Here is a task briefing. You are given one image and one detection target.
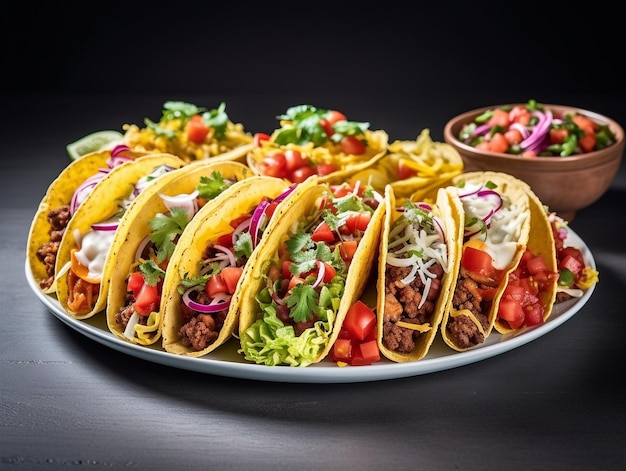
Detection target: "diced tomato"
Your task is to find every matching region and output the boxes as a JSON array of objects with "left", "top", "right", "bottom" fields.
[
  {"left": 321, "top": 262, "right": 336, "bottom": 283},
  {"left": 503, "top": 284, "right": 526, "bottom": 303},
  {"left": 284, "top": 149, "right": 306, "bottom": 172},
  {"left": 524, "top": 303, "right": 545, "bottom": 326},
  {"left": 549, "top": 128, "right": 569, "bottom": 145},
  {"left": 290, "top": 165, "right": 317, "bottom": 183},
  {"left": 340, "top": 136, "right": 366, "bottom": 155},
  {"left": 509, "top": 105, "right": 531, "bottom": 125},
  {"left": 337, "top": 240, "right": 358, "bottom": 262},
  {"left": 343, "top": 300, "right": 376, "bottom": 341},
  {"left": 572, "top": 114, "right": 596, "bottom": 133},
  {"left": 342, "top": 212, "right": 371, "bottom": 234},
  {"left": 489, "top": 132, "right": 509, "bottom": 153},
  {"left": 206, "top": 273, "right": 228, "bottom": 297},
  {"left": 461, "top": 246, "right": 498, "bottom": 283},
  {"left": 522, "top": 150, "right": 537, "bottom": 158},
  {"left": 254, "top": 132, "right": 271, "bottom": 147},
  {"left": 353, "top": 339, "right": 380, "bottom": 365},
  {"left": 332, "top": 338, "right": 352, "bottom": 362},
  {"left": 221, "top": 266, "right": 243, "bottom": 294},
  {"left": 397, "top": 159, "right": 418, "bottom": 180},
  {"left": 326, "top": 110, "right": 347, "bottom": 124},
  {"left": 319, "top": 118, "right": 334, "bottom": 137},
  {"left": 488, "top": 108, "right": 511, "bottom": 128},
  {"left": 261, "top": 153, "right": 287, "bottom": 178},
  {"left": 288, "top": 275, "right": 306, "bottom": 292},
  {"left": 526, "top": 254, "right": 549, "bottom": 276},
  {"left": 265, "top": 200, "right": 279, "bottom": 220},
  {"left": 127, "top": 272, "right": 145, "bottom": 298},
  {"left": 559, "top": 254, "right": 584, "bottom": 278},
  {"left": 311, "top": 221, "right": 335, "bottom": 243},
  {"left": 504, "top": 129, "right": 523, "bottom": 145},
  {"left": 282, "top": 260, "right": 294, "bottom": 279},
  {"left": 498, "top": 299, "right": 525, "bottom": 330},
  {"left": 185, "top": 115, "right": 209, "bottom": 144},
  {"left": 578, "top": 132, "right": 596, "bottom": 153},
  {"left": 217, "top": 232, "right": 234, "bottom": 247},
  {"left": 134, "top": 283, "right": 160, "bottom": 316},
  {"left": 316, "top": 163, "right": 338, "bottom": 176}
]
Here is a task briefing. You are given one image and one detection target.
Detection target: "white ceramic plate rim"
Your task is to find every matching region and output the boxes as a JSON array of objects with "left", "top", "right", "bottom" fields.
[{"left": 26, "top": 229, "right": 595, "bottom": 383}]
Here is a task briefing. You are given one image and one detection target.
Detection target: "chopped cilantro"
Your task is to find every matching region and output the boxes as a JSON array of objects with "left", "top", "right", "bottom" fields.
[
  {"left": 139, "top": 260, "right": 166, "bottom": 286},
  {"left": 197, "top": 171, "right": 232, "bottom": 200},
  {"left": 148, "top": 207, "right": 190, "bottom": 263},
  {"left": 286, "top": 283, "right": 319, "bottom": 323}
]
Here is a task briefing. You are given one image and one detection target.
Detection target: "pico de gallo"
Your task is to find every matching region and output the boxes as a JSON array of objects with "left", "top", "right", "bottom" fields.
[
  {"left": 115, "top": 171, "right": 242, "bottom": 342},
  {"left": 458, "top": 99, "right": 617, "bottom": 157},
  {"left": 249, "top": 104, "right": 388, "bottom": 183},
  {"left": 239, "top": 181, "right": 384, "bottom": 367}
]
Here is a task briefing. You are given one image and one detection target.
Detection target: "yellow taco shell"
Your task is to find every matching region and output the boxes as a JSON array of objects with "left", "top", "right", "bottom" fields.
[
  {"left": 55, "top": 153, "right": 186, "bottom": 319},
  {"left": 106, "top": 161, "right": 254, "bottom": 345},
  {"left": 160, "top": 176, "right": 292, "bottom": 357},
  {"left": 376, "top": 185, "right": 462, "bottom": 362},
  {"left": 441, "top": 171, "right": 532, "bottom": 351}
]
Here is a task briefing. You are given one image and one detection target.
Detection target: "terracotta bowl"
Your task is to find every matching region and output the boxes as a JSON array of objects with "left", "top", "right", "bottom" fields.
[{"left": 443, "top": 103, "right": 624, "bottom": 220}]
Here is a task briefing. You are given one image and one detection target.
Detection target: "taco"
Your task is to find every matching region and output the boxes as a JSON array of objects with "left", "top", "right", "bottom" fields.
[
  {"left": 246, "top": 104, "right": 388, "bottom": 185},
  {"left": 238, "top": 177, "right": 386, "bottom": 367},
  {"left": 160, "top": 176, "right": 296, "bottom": 356},
  {"left": 441, "top": 171, "right": 532, "bottom": 351},
  {"left": 27, "top": 146, "right": 148, "bottom": 293},
  {"left": 55, "top": 153, "right": 186, "bottom": 319},
  {"left": 492, "top": 181, "right": 559, "bottom": 334},
  {"left": 106, "top": 161, "right": 255, "bottom": 345},
  {"left": 376, "top": 185, "right": 462, "bottom": 362},
  {"left": 122, "top": 101, "right": 254, "bottom": 162}
]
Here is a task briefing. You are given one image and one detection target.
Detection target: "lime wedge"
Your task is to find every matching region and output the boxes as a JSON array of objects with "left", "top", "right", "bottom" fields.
[{"left": 66, "top": 130, "right": 124, "bottom": 161}]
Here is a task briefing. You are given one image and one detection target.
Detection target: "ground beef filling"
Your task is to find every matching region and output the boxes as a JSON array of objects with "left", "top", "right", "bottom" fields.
[
  {"left": 177, "top": 245, "right": 242, "bottom": 351},
  {"left": 382, "top": 263, "right": 444, "bottom": 353},
  {"left": 446, "top": 267, "right": 495, "bottom": 349},
  {"left": 36, "top": 205, "right": 71, "bottom": 290}
]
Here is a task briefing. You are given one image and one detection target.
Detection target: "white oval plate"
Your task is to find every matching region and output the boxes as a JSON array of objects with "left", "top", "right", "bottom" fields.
[{"left": 26, "top": 229, "right": 595, "bottom": 383}]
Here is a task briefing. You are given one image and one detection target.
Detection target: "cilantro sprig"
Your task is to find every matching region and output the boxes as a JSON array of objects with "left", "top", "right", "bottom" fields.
[
  {"left": 273, "top": 104, "right": 369, "bottom": 147},
  {"left": 148, "top": 207, "right": 190, "bottom": 263},
  {"left": 197, "top": 171, "right": 233, "bottom": 200},
  {"left": 144, "top": 101, "right": 230, "bottom": 140},
  {"left": 139, "top": 260, "right": 166, "bottom": 286}
]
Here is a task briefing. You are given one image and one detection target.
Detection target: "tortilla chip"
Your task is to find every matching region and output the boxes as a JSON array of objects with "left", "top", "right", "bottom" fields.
[
  {"left": 160, "top": 176, "right": 292, "bottom": 356},
  {"left": 376, "top": 186, "right": 462, "bottom": 362},
  {"left": 106, "top": 161, "right": 254, "bottom": 345},
  {"left": 55, "top": 153, "right": 186, "bottom": 319}
]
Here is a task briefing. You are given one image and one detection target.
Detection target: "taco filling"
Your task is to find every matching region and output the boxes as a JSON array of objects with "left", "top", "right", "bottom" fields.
[
  {"left": 114, "top": 171, "right": 241, "bottom": 341},
  {"left": 382, "top": 199, "right": 450, "bottom": 354},
  {"left": 66, "top": 163, "right": 178, "bottom": 315},
  {"left": 446, "top": 179, "right": 528, "bottom": 349},
  {"left": 174, "top": 185, "right": 295, "bottom": 351},
  {"left": 239, "top": 181, "right": 383, "bottom": 367},
  {"left": 35, "top": 147, "right": 136, "bottom": 290}
]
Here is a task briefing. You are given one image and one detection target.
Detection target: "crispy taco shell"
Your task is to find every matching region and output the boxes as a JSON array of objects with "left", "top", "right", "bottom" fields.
[
  {"left": 106, "top": 161, "right": 254, "bottom": 345},
  {"left": 493, "top": 179, "right": 558, "bottom": 334},
  {"left": 441, "top": 171, "right": 532, "bottom": 351},
  {"left": 237, "top": 176, "right": 386, "bottom": 366},
  {"left": 376, "top": 185, "right": 462, "bottom": 362},
  {"left": 55, "top": 153, "right": 186, "bottom": 319},
  {"left": 27, "top": 150, "right": 130, "bottom": 294},
  {"left": 160, "top": 176, "right": 293, "bottom": 357}
]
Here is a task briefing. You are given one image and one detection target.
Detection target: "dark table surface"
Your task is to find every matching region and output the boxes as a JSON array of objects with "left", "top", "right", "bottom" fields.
[{"left": 2, "top": 90, "right": 625, "bottom": 470}]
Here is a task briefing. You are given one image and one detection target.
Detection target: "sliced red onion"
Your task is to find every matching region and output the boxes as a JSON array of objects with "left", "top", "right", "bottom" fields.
[
  {"left": 274, "top": 184, "right": 296, "bottom": 204},
  {"left": 471, "top": 123, "right": 492, "bottom": 138},
  {"left": 509, "top": 122, "right": 529, "bottom": 139},
  {"left": 311, "top": 260, "right": 325, "bottom": 288},
  {"left": 249, "top": 200, "right": 270, "bottom": 247},
  {"left": 520, "top": 110, "right": 553, "bottom": 150},
  {"left": 92, "top": 219, "right": 119, "bottom": 232},
  {"left": 182, "top": 286, "right": 231, "bottom": 313},
  {"left": 213, "top": 245, "right": 236, "bottom": 267}
]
